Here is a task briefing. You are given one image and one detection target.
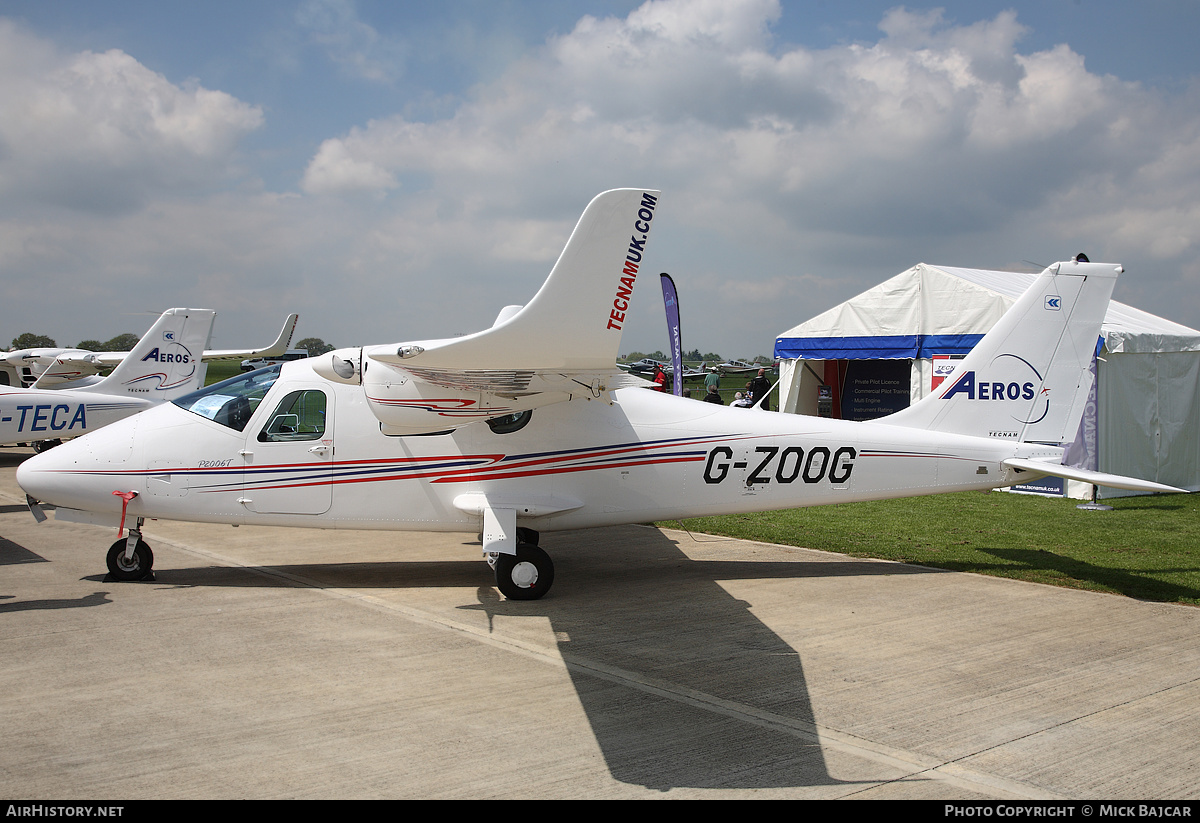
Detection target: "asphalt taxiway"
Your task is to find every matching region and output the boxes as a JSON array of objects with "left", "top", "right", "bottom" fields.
[{"left": 1, "top": 446, "right": 1197, "bottom": 799}]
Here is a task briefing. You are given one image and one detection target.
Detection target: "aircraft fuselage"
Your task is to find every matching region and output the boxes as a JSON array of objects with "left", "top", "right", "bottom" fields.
[
  {"left": 16, "top": 360, "right": 1054, "bottom": 533},
  {"left": 0, "top": 388, "right": 150, "bottom": 446}
]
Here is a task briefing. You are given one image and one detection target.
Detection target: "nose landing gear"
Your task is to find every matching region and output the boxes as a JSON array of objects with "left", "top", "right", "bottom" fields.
[
  {"left": 105, "top": 514, "right": 155, "bottom": 582},
  {"left": 106, "top": 537, "right": 155, "bottom": 581}
]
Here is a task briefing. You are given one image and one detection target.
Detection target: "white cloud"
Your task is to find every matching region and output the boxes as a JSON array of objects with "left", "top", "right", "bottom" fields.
[
  {"left": 5, "top": 2, "right": 1200, "bottom": 358},
  {"left": 0, "top": 20, "right": 263, "bottom": 214},
  {"left": 296, "top": 0, "right": 406, "bottom": 83},
  {"left": 284, "top": 0, "right": 1200, "bottom": 350},
  {"left": 303, "top": 134, "right": 398, "bottom": 193}
]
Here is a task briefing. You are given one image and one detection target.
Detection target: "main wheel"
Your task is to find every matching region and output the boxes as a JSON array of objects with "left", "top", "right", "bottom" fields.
[
  {"left": 493, "top": 543, "right": 554, "bottom": 601},
  {"left": 106, "top": 538, "right": 154, "bottom": 581}
]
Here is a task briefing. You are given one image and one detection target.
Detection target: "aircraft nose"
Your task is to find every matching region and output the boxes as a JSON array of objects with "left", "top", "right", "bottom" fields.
[
  {"left": 16, "top": 445, "right": 71, "bottom": 505},
  {"left": 16, "top": 441, "right": 85, "bottom": 507},
  {"left": 16, "top": 417, "right": 141, "bottom": 513}
]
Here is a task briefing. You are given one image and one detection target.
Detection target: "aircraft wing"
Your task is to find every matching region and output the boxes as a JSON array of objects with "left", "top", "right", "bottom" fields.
[
  {"left": 1001, "top": 458, "right": 1188, "bottom": 494},
  {"left": 394, "top": 365, "right": 651, "bottom": 395},
  {"left": 350, "top": 362, "right": 654, "bottom": 435},
  {"left": 200, "top": 313, "right": 299, "bottom": 361},
  {"left": 24, "top": 314, "right": 300, "bottom": 387},
  {"left": 341, "top": 189, "right": 663, "bottom": 433}
]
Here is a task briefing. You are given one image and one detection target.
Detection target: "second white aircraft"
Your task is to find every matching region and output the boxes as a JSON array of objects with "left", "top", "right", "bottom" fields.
[{"left": 1, "top": 308, "right": 216, "bottom": 451}]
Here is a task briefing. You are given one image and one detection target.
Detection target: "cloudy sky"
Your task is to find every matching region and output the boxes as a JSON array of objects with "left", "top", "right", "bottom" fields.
[{"left": 2, "top": 0, "right": 1199, "bottom": 359}]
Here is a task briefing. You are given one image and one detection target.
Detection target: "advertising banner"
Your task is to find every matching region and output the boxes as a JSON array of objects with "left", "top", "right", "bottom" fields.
[{"left": 660, "top": 273, "right": 683, "bottom": 396}]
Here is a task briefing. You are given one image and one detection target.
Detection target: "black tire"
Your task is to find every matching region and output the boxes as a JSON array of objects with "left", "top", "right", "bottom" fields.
[
  {"left": 32, "top": 439, "right": 62, "bottom": 453},
  {"left": 106, "top": 538, "right": 154, "bottom": 581},
  {"left": 494, "top": 543, "right": 554, "bottom": 601}
]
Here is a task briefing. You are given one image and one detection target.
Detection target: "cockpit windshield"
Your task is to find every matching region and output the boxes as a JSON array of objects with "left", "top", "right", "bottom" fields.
[{"left": 172, "top": 365, "right": 281, "bottom": 432}]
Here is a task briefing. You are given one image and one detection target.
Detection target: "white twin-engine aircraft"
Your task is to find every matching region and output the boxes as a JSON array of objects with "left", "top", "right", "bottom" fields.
[
  {"left": 17, "top": 189, "right": 1185, "bottom": 600},
  {"left": 1, "top": 308, "right": 217, "bottom": 450}
]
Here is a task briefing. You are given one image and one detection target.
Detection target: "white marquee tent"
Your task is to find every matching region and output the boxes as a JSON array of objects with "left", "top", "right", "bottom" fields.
[{"left": 774, "top": 264, "right": 1200, "bottom": 496}]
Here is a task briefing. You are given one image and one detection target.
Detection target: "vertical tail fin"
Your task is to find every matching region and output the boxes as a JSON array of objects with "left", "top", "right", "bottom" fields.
[
  {"left": 882, "top": 260, "right": 1120, "bottom": 443},
  {"left": 81, "top": 309, "right": 217, "bottom": 400}
]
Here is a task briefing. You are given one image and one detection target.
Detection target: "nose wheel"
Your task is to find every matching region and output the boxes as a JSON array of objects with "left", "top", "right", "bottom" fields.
[
  {"left": 106, "top": 538, "right": 155, "bottom": 581},
  {"left": 490, "top": 543, "right": 554, "bottom": 600}
]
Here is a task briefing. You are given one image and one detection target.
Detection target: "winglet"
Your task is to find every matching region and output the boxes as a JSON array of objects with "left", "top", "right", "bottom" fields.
[
  {"left": 249, "top": 313, "right": 300, "bottom": 359},
  {"left": 369, "top": 189, "right": 662, "bottom": 371},
  {"left": 202, "top": 313, "right": 299, "bottom": 361}
]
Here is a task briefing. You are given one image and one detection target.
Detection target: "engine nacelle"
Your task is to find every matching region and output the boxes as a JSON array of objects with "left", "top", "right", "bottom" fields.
[{"left": 312, "top": 348, "right": 363, "bottom": 385}]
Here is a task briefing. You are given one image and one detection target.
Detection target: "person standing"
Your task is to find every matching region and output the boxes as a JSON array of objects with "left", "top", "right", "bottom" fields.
[
  {"left": 652, "top": 365, "right": 667, "bottom": 392},
  {"left": 749, "top": 368, "right": 772, "bottom": 410},
  {"left": 703, "top": 367, "right": 720, "bottom": 394}
]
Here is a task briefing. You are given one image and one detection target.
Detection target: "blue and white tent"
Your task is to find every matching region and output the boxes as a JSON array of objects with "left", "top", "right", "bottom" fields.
[{"left": 775, "top": 263, "right": 1200, "bottom": 496}]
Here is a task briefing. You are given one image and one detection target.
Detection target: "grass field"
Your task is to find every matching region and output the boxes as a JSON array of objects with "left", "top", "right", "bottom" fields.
[
  {"left": 204, "top": 360, "right": 249, "bottom": 385},
  {"left": 665, "top": 490, "right": 1200, "bottom": 605}
]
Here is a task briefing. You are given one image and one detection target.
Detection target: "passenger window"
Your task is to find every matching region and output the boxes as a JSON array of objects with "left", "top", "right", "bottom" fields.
[{"left": 258, "top": 390, "right": 327, "bottom": 442}]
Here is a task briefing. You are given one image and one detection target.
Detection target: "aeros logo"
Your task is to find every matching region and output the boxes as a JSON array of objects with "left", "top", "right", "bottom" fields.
[
  {"left": 942, "top": 372, "right": 1035, "bottom": 402},
  {"left": 133, "top": 341, "right": 198, "bottom": 390},
  {"left": 141, "top": 344, "right": 192, "bottom": 364},
  {"left": 940, "top": 353, "right": 1049, "bottom": 424}
]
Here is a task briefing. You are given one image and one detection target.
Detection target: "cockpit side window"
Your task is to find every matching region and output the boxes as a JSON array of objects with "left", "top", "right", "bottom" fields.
[
  {"left": 173, "top": 365, "right": 280, "bottom": 432},
  {"left": 258, "top": 390, "right": 327, "bottom": 442}
]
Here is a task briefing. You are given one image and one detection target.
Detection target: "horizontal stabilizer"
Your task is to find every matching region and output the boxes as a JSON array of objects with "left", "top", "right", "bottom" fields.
[{"left": 1002, "top": 458, "right": 1187, "bottom": 494}]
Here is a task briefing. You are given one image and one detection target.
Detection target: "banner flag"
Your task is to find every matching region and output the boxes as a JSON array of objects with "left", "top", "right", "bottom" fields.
[
  {"left": 660, "top": 273, "right": 683, "bottom": 395},
  {"left": 1065, "top": 356, "right": 1100, "bottom": 471}
]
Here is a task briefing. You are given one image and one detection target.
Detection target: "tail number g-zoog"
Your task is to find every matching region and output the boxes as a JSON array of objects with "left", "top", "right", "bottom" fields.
[{"left": 703, "top": 445, "right": 856, "bottom": 485}]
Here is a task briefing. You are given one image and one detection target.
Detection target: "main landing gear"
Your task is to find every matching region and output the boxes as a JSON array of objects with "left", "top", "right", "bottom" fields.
[
  {"left": 105, "top": 518, "right": 155, "bottom": 582},
  {"left": 97, "top": 517, "right": 552, "bottom": 595},
  {"left": 487, "top": 527, "right": 555, "bottom": 600}
]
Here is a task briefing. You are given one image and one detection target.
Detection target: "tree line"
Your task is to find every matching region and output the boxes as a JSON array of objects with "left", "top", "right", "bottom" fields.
[
  {"left": 621, "top": 349, "right": 773, "bottom": 363},
  {"left": 8, "top": 333, "right": 337, "bottom": 356}
]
